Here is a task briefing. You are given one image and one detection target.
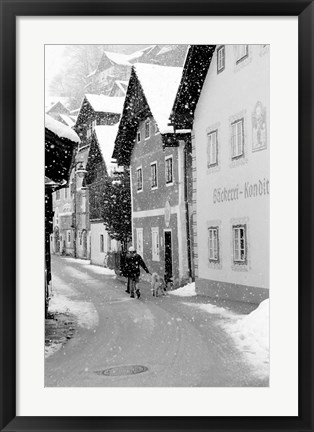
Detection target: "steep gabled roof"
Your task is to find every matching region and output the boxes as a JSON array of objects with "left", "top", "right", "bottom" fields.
[
  {"left": 133, "top": 63, "right": 183, "bottom": 134},
  {"left": 170, "top": 45, "right": 216, "bottom": 130},
  {"left": 46, "top": 100, "right": 70, "bottom": 115},
  {"left": 112, "top": 64, "right": 183, "bottom": 165},
  {"left": 94, "top": 124, "right": 119, "bottom": 169}
]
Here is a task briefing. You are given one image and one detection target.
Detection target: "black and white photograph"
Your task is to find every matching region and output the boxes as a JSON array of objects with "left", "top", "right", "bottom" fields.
[{"left": 44, "top": 43, "right": 270, "bottom": 388}]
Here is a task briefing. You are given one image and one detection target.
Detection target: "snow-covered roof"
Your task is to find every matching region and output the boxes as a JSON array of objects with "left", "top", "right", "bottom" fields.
[
  {"left": 94, "top": 124, "right": 119, "bottom": 168},
  {"left": 115, "top": 80, "right": 128, "bottom": 95},
  {"left": 86, "top": 68, "right": 97, "bottom": 78},
  {"left": 127, "top": 45, "right": 155, "bottom": 62},
  {"left": 45, "top": 114, "right": 80, "bottom": 143},
  {"left": 133, "top": 63, "right": 183, "bottom": 134},
  {"left": 45, "top": 97, "right": 70, "bottom": 111},
  {"left": 157, "top": 46, "right": 173, "bottom": 56},
  {"left": 85, "top": 94, "right": 124, "bottom": 114},
  {"left": 45, "top": 100, "right": 70, "bottom": 115},
  {"left": 104, "top": 51, "right": 132, "bottom": 66},
  {"left": 59, "top": 114, "right": 75, "bottom": 127}
]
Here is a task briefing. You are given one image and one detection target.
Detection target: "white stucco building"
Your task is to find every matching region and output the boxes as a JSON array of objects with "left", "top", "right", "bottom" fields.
[{"left": 171, "top": 45, "right": 270, "bottom": 303}]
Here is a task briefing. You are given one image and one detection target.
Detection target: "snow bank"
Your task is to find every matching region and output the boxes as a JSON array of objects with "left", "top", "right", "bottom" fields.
[
  {"left": 45, "top": 114, "right": 80, "bottom": 143},
  {"left": 168, "top": 282, "right": 196, "bottom": 297},
  {"left": 133, "top": 64, "right": 183, "bottom": 134},
  {"left": 186, "top": 299, "right": 269, "bottom": 379},
  {"left": 222, "top": 299, "right": 269, "bottom": 379},
  {"left": 196, "top": 303, "right": 236, "bottom": 319},
  {"left": 62, "top": 257, "right": 116, "bottom": 276},
  {"left": 50, "top": 276, "right": 99, "bottom": 330},
  {"left": 62, "top": 257, "right": 91, "bottom": 265},
  {"left": 87, "top": 265, "right": 116, "bottom": 276},
  {"left": 45, "top": 341, "right": 63, "bottom": 359}
]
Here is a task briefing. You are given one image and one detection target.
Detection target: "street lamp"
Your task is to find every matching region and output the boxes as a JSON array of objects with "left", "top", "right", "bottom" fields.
[{"left": 72, "top": 161, "right": 87, "bottom": 258}]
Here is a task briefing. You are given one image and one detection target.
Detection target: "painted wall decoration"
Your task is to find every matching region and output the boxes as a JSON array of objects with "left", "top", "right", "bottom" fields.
[{"left": 252, "top": 101, "right": 267, "bottom": 151}]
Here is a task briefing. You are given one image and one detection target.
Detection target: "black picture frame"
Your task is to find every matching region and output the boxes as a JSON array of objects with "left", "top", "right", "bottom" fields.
[{"left": 0, "top": 1, "right": 313, "bottom": 431}]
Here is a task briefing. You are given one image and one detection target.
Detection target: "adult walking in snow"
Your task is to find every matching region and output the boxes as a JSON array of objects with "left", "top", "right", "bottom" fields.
[{"left": 125, "top": 246, "right": 150, "bottom": 298}]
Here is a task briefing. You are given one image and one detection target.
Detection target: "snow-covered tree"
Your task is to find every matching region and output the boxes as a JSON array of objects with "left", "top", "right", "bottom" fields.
[{"left": 101, "top": 168, "right": 132, "bottom": 247}]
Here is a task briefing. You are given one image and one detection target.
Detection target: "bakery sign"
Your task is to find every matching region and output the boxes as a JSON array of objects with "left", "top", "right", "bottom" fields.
[{"left": 213, "top": 178, "right": 270, "bottom": 204}]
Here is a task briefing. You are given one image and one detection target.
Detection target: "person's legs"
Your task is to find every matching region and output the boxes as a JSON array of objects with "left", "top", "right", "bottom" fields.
[
  {"left": 135, "top": 277, "right": 140, "bottom": 298},
  {"left": 126, "top": 277, "right": 130, "bottom": 293},
  {"left": 130, "top": 276, "right": 136, "bottom": 297}
]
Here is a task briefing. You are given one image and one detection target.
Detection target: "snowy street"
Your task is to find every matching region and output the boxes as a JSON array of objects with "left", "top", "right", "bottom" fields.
[{"left": 45, "top": 255, "right": 269, "bottom": 387}]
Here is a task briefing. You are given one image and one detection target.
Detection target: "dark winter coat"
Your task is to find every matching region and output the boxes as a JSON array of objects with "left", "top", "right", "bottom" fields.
[{"left": 124, "top": 252, "right": 149, "bottom": 278}]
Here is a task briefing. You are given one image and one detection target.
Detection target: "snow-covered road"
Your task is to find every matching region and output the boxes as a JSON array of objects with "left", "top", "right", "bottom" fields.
[{"left": 45, "top": 255, "right": 269, "bottom": 387}]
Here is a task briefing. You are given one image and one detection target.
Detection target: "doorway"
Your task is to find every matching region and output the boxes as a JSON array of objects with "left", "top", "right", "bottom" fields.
[
  {"left": 164, "top": 230, "right": 172, "bottom": 284},
  {"left": 82, "top": 230, "right": 87, "bottom": 258},
  {"left": 54, "top": 226, "right": 60, "bottom": 253}
]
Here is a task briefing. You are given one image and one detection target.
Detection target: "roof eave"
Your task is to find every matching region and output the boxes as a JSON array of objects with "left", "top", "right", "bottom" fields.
[{"left": 170, "top": 45, "right": 216, "bottom": 129}]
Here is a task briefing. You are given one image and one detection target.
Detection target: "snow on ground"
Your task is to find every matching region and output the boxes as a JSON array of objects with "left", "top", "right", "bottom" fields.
[
  {"left": 45, "top": 341, "right": 63, "bottom": 359},
  {"left": 62, "top": 257, "right": 91, "bottom": 265},
  {"left": 62, "top": 257, "right": 116, "bottom": 276},
  {"left": 185, "top": 298, "right": 269, "bottom": 379},
  {"left": 168, "top": 282, "right": 196, "bottom": 297},
  {"left": 222, "top": 300, "right": 269, "bottom": 379},
  {"left": 86, "top": 265, "right": 116, "bottom": 276},
  {"left": 50, "top": 275, "right": 99, "bottom": 330}
]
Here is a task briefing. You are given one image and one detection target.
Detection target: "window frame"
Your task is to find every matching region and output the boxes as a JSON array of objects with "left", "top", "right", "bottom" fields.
[
  {"left": 232, "top": 224, "right": 247, "bottom": 264},
  {"left": 67, "top": 230, "right": 71, "bottom": 245},
  {"left": 81, "top": 194, "right": 86, "bottom": 212},
  {"left": 151, "top": 227, "right": 160, "bottom": 261},
  {"left": 231, "top": 118, "right": 244, "bottom": 159},
  {"left": 55, "top": 189, "right": 60, "bottom": 201},
  {"left": 55, "top": 207, "right": 59, "bottom": 226},
  {"left": 217, "top": 45, "right": 225, "bottom": 73},
  {"left": 137, "top": 131, "right": 141, "bottom": 143},
  {"left": 150, "top": 161, "right": 158, "bottom": 189},
  {"left": 208, "top": 226, "right": 219, "bottom": 262},
  {"left": 86, "top": 126, "right": 92, "bottom": 139},
  {"left": 136, "top": 228, "right": 143, "bottom": 256},
  {"left": 144, "top": 119, "right": 150, "bottom": 140},
  {"left": 165, "top": 155, "right": 174, "bottom": 186},
  {"left": 136, "top": 166, "right": 143, "bottom": 192},
  {"left": 236, "top": 44, "right": 249, "bottom": 64},
  {"left": 100, "top": 234, "right": 104, "bottom": 253},
  {"left": 207, "top": 130, "right": 218, "bottom": 167}
]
